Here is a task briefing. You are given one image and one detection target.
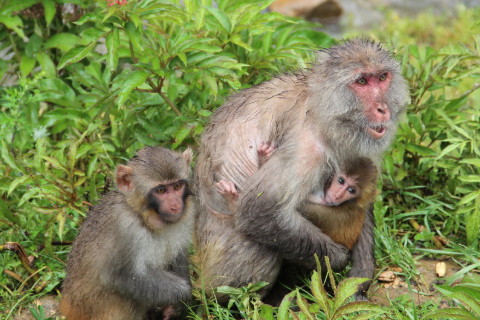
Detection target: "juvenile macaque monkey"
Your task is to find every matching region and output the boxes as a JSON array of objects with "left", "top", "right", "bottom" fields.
[
  {"left": 194, "top": 39, "right": 409, "bottom": 301},
  {"left": 60, "top": 146, "right": 195, "bottom": 320}
]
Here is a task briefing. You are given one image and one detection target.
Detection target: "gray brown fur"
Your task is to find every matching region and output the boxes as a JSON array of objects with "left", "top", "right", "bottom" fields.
[
  {"left": 60, "top": 147, "right": 194, "bottom": 319},
  {"left": 193, "top": 39, "right": 409, "bottom": 301}
]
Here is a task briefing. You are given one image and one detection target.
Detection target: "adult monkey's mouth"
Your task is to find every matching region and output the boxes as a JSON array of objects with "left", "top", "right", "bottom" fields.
[{"left": 368, "top": 124, "right": 386, "bottom": 138}]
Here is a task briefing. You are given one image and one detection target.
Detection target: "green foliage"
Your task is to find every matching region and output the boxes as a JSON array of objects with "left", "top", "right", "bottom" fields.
[
  {"left": 278, "top": 260, "right": 387, "bottom": 320},
  {"left": 215, "top": 282, "right": 270, "bottom": 319},
  {"left": 424, "top": 274, "right": 480, "bottom": 320},
  {"left": 0, "top": 0, "right": 332, "bottom": 315},
  {"left": 193, "top": 260, "right": 386, "bottom": 320},
  {"left": 379, "top": 35, "right": 480, "bottom": 253}
]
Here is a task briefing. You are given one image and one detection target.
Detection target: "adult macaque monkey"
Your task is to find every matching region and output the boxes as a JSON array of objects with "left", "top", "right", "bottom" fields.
[
  {"left": 60, "top": 146, "right": 195, "bottom": 320},
  {"left": 194, "top": 39, "right": 409, "bottom": 300}
]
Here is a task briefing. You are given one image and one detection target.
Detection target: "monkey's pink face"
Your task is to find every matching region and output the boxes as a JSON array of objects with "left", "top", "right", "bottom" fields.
[
  {"left": 322, "top": 174, "right": 359, "bottom": 207},
  {"left": 151, "top": 181, "right": 187, "bottom": 223},
  {"left": 351, "top": 72, "right": 392, "bottom": 139}
]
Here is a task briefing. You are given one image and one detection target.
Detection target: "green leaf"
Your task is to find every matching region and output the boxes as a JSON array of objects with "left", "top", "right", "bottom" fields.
[
  {"left": 198, "top": 110, "right": 212, "bottom": 118},
  {"left": 125, "top": 21, "right": 143, "bottom": 53},
  {"left": 439, "top": 43, "right": 472, "bottom": 55},
  {"left": 426, "top": 307, "right": 477, "bottom": 320},
  {"left": 215, "top": 286, "right": 243, "bottom": 296},
  {"left": 0, "top": 0, "right": 37, "bottom": 15},
  {"left": 42, "top": 156, "right": 69, "bottom": 174},
  {"left": 207, "top": 7, "right": 231, "bottom": 32},
  {"left": 296, "top": 291, "right": 315, "bottom": 320},
  {"left": 458, "top": 175, "right": 480, "bottom": 183},
  {"left": 20, "top": 55, "right": 36, "bottom": 77},
  {"left": 44, "top": 33, "right": 82, "bottom": 52},
  {"left": 8, "top": 175, "right": 32, "bottom": 196},
  {"left": 333, "top": 301, "right": 387, "bottom": 318},
  {"left": 106, "top": 28, "right": 120, "bottom": 72},
  {"left": 0, "top": 15, "right": 26, "bottom": 40},
  {"left": 42, "top": 0, "right": 56, "bottom": 26},
  {"left": 230, "top": 34, "right": 253, "bottom": 51},
  {"left": 80, "top": 27, "right": 107, "bottom": 42},
  {"left": 58, "top": 42, "right": 96, "bottom": 69},
  {"left": 310, "top": 271, "right": 330, "bottom": 316},
  {"left": 172, "top": 126, "right": 191, "bottom": 149},
  {"left": 405, "top": 143, "right": 437, "bottom": 157},
  {"left": 277, "top": 291, "right": 295, "bottom": 320},
  {"left": 460, "top": 159, "right": 480, "bottom": 167},
  {"left": 436, "top": 143, "right": 460, "bottom": 159},
  {"left": 116, "top": 70, "right": 149, "bottom": 106},
  {"left": 333, "top": 278, "right": 370, "bottom": 310},
  {"left": 1, "top": 141, "right": 22, "bottom": 172},
  {"left": 457, "top": 190, "right": 480, "bottom": 206},
  {"left": 37, "top": 52, "right": 56, "bottom": 77}
]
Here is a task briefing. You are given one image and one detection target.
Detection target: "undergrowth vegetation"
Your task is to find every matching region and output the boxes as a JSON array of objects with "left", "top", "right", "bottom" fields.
[{"left": 0, "top": 0, "right": 479, "bottom": 319}]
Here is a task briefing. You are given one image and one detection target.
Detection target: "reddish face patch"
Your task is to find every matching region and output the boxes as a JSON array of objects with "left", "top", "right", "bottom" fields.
[
  {"left": 154, "top": 181, "right": 186, "bottom": 216},
  {"left": 323, "top": 174, "right": 360, "bottom": 206},
  {"left": 351, "top": 72, "right": 392, "bottom": 139}
]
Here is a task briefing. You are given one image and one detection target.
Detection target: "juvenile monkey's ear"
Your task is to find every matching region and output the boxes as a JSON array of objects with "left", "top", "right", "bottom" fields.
[
  {"left": 182, "top": 148, "right": 193, "bottom": 165},
  {"left": 116, "top": 165, "right": 133, "bottom": 192}
]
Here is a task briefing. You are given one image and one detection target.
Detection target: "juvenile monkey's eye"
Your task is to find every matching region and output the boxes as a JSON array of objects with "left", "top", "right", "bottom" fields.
[
  {"left": 338, "top": 177, "right": 345, "bottom": 185},
  {"left": 379, "top": 73, "right": 388, "bottom": 81},
  {"left": 173, "top": 181, "right": 184, "bottom": 190},
  {"left": 348, "top": 187, "right": 356, "bottom": 194},
  {"left": 356, "top": 78, "right": 367, "bottom": 85},
  {"left": 155, "top": 186, "right": 167, "bottom": 194}
]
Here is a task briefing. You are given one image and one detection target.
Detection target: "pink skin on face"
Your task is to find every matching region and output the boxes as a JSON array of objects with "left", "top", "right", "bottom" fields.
[
  {"left": 155, "top": 183, "right": 186, "bottom": 215},
  {"left": 308, "top": 173, "right": 359, "bottom": 207},
  {"left": 351, "top": 72, "right": 392, "bottom": 139}
]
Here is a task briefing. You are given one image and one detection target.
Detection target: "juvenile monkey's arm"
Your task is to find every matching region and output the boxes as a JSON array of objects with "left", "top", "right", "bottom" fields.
[
  {"left": 107, "top": 258, "right": 191, "bottom": 306},
  {"left": 234, "top": 152, "right": 349, "bottom": 270}
]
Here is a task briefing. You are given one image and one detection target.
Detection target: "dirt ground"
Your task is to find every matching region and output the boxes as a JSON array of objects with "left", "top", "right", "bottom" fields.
[
  {"left": 369, "top": 258, "right": 461, "bottom": 306},
  {"left": 13, "top": 258, "right": 462, "bottom": 319}
]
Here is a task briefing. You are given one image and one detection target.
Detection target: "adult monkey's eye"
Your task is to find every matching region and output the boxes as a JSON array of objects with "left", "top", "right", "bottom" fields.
[
  {"left": 379, "top": 73, "right": 388, "bottom": 81},
  {"left": 356, "top": 78, "right": 367, "bottom": 85}
]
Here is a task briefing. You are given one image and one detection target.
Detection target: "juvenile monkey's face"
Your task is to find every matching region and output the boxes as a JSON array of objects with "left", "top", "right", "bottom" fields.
[{"left": 146, "top": 180, "right": 189, "bottom": 229}]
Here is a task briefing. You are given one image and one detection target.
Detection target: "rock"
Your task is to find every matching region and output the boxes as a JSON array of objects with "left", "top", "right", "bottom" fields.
[{"left": 436, "top": 262, "right": 447, "bottom": 278}]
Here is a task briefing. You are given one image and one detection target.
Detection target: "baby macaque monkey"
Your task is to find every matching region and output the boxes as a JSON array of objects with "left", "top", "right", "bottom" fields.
[
  {"left": 60, "top": 146, "right": 195, "bottom": 320},
  {"left": 215, "top": 142, "right": 275, "bottom": 213},
  {"left": 300, "top": 157, "right": 378, "bottom": 249}
]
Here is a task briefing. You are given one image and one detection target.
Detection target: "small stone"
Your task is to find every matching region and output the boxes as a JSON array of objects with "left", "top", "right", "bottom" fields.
[{"left": 436, "top": 262, "right": 447, "bottom": 277}]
